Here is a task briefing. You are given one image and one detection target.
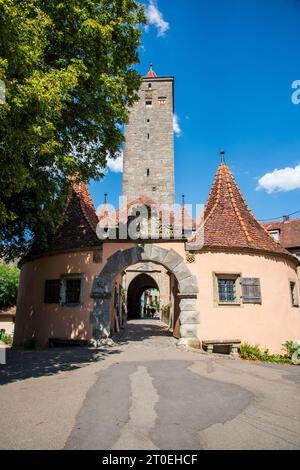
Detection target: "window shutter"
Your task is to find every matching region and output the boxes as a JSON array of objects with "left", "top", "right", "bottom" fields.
[
  {"left": 241, "top": 278, "right": 262, "bottom": 304},
  {"left": 44, "top": 279, "right": 61, "bottom": 304}
]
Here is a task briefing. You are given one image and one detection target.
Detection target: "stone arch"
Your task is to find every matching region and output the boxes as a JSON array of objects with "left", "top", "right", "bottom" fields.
[{"left": 90, "top": 245, "right": 200, "bottom": 348}]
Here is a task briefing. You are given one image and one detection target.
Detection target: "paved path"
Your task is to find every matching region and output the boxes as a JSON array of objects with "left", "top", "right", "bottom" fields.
[{"left": 1, "top": 319, "right": 300, "bottom": 449}]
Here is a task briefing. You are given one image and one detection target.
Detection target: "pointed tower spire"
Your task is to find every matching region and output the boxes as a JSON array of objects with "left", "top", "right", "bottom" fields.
[
  {"left": 47, "top": 181, "right": 100, "bottom": 252},
  {"left": 188, "top": 158, "right": 294, "bottom": 260},
  {"left": 145, "top": 63, "right": 157, "bottom": 78}
]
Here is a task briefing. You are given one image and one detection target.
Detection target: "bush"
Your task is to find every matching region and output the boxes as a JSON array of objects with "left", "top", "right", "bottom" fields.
[
  {"left": 3, "top": 334, "right": 13, "bottom": 346},
  {"left": 0, "top": 263, "right": 20, "bottom": 308},
  {"left": 282, "top": 341, "right": 299, "bottom": 358},
  {"left": 239, "top": 342, "right": 294, "bottom": 364},
  {"left": 239, "top": 343, "right": 261, "bottom": 361}
]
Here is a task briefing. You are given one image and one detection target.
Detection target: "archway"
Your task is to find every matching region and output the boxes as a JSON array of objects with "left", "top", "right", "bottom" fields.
[
  {"left": 127, "top": 273, "right": 159, "bottom": 319},
  {"left": 90, "top": 245, "right": 200, "bottom": 348}
]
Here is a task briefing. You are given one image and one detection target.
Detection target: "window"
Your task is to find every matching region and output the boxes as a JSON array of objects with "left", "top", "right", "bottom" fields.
[
  {"left": 268, "top": 229, "right": 280, "bottom": 241},
  {"left": 148, "top": 83, "right": 152, "bottom": 89},
  {"left": 61, "top": 274, "right": 84, "bottom": 306},
  {"left": 158, "top": 96, "right": 167, "bottom": 105},
  {"left": 147, "top": 169, "right": 150, "bottom": 177},
  {"left": 152, "top": 186, "right": 156, "bottom": 192},
  {"left": 290, "top": 281, "right": 299, "bottom": 307},
  {"left": 145, "top": 100, "right": 152, "bottom": 107},
  {"left": 214, "top": 273, "right": 241, "bottom": 305},
  {"left": 294, "top": 251, "right": 300, "bottom": 261},
  {"left": 218, "top": 278, "right": 236, "bottom": 302},
  {"left": 147, "top": 133, "right": 150, "bottom": 139},
  {"left": 93, "top": 249, "right": 103, "bottom": 263},
  {"left": 44, "top": 280, "right": 60, "bottom": 304},
  {"left": 241, "top": 278, "right": 262, "bottom": 304},
  {"left": 65, "top": 279, "right": 81, "bottom": 304},
  {"left": 147, "top": 119, "right": 150, "bottom": 122}
]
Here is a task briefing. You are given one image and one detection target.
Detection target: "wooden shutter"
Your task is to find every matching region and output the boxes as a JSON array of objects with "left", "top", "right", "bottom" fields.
[
  {"left": 241, "top": 278, "right": 262, "bottom": 304},
  {"left": 44, "top": 279, "right": 60, "bottom": 304}
]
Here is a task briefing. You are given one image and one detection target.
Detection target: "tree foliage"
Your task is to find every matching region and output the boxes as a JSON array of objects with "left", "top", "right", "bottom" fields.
[
  {"left": 0, "top": 263, "right": 20, "bottom": 307},
  {"left": 0, "top": 0, "right": 146, "bottom": 259}
]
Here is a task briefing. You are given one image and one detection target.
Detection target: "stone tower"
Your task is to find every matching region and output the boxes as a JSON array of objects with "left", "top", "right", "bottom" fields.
[{"left": 122, "top": 65, "right": 175, "bottom": 207}]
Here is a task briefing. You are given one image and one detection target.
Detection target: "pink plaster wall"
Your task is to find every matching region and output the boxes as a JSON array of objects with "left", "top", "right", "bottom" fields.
[
  {"left": 14, "top": 243, "right": 135, "bottom": 347},
  {"left": 188, "top": 251, "right": 300, "bottom": 354},
  {"left": 15, "top": 241, "right": 300, "bottom": 353}
]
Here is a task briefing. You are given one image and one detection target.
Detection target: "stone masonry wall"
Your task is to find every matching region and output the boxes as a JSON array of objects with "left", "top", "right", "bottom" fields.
[{"left": 122, "top": 77, "right": 175, "bottom": 207}]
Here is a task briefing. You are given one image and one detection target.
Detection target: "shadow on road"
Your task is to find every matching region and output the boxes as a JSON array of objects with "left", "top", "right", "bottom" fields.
[
  {"left": 0, "top": 347, "right": 121, "bottom": 386},
  {"left": 116, "top": 319, "right": 174, "bottom": 346},
  {"left": 0, "top": 320, "right": 173, "bottom": 386}
]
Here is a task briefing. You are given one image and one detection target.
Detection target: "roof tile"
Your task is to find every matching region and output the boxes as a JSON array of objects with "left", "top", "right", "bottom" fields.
[{"left": 189, "top": 163, "right": 296, "bottom": 260}]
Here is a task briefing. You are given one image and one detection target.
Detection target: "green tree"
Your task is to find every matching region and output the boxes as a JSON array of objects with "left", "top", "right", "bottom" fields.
[
  {"left": 0, "top": 263, "right": 20, "bottom": 307},
  {"left": 0, "top": 0, "right": 146, "bottom": 260}
]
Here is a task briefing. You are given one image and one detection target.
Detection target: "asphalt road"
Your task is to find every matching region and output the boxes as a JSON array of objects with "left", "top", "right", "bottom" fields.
[{"left": 1, "top": 320, "right": 300, "bottom": 450}]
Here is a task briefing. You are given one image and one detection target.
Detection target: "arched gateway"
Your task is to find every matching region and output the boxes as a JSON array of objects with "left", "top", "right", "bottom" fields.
[{"left": 90, "top": 245, "right": 200, "bottom": 348}]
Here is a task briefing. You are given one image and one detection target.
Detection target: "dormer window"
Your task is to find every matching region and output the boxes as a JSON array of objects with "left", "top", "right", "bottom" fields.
[{"left": 268, "top": 230, "right": 280, "bottom": 241}]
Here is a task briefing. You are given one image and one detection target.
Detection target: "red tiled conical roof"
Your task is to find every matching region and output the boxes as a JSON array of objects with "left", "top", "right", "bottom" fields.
[
  {"left": 145, "top": 64, "right": 157, "bottom": 78},
  {"left": 47, "top": 182, "right": 100, "bottom": 251},
  {"left": 189, "top": 163, "right": 296, "bottom": 261}
]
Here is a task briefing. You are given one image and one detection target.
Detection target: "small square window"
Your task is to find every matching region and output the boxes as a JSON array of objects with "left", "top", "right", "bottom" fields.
[
  {"left": 93, "top": 249, "right": 102, "bottom": 263},
  {"left": 215, "top": 273, "right": 241, "bottom": 306},
  {"left": 145, "top": 100, "right": 152, "bottom": 107},
  {"left": 218, "top": 279, "right": 236, "bottom": 302},
  {"left": 60, "top": 274, "right": 84, "bottom": 306},
  {"left": 290, "top": 281, "right": 299, "bottom": 307}
]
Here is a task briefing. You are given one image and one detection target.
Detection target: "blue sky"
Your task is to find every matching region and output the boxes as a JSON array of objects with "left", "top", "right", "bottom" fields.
[{"left": 89, "top": 0, "right": 300, "bottom": 221}]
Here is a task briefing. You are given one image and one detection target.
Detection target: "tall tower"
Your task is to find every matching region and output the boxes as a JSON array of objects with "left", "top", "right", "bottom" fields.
[{"left": 122, "top": 65, "right": 175, "bottom": 207}]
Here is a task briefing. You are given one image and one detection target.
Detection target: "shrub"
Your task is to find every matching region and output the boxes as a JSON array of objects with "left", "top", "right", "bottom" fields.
[
  {"left": 0, "top": 263, "right": 20, "bottom": 308},
  {"left": 282, "top": 341, "right": 299, "bottom": 358},
  {"left": 239, "top": 342, "right": 295, "bottom": 364},
  {"left": 3, "top": 334, "right": 13, "bottom": 346},
  {"left": 239, "top": 343, "right": 261, "bottom": 361}
]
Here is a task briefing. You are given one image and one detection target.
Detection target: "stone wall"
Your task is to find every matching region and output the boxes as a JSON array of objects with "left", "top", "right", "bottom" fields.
[{"left": 122, "top": 77, "right": 175, "bottom": 206}]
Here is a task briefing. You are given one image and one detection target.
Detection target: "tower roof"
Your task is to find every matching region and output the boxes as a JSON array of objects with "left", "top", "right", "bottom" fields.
[
  {"left": 145, "top": 64, "right": 157, "bottom": 78},
  {"left": 46, "top": 181, "right": 100, "bottom": 252},
  {"left": 189, "top": 162, "right": 297, "bottom": 262}
]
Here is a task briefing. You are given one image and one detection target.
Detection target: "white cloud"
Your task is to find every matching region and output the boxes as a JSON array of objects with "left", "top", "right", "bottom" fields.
[
  {"left": 145, "top": 0, "right": 170, "bottom": 37},
  {"left": 107, "top": 151, "right": 123, "bottom": 173},
  {"left": 257, "top": 164, "right": 300, "bottom": 193},
  {"left": 173, "top": 113, "right": 181, "bottom": 137}
]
